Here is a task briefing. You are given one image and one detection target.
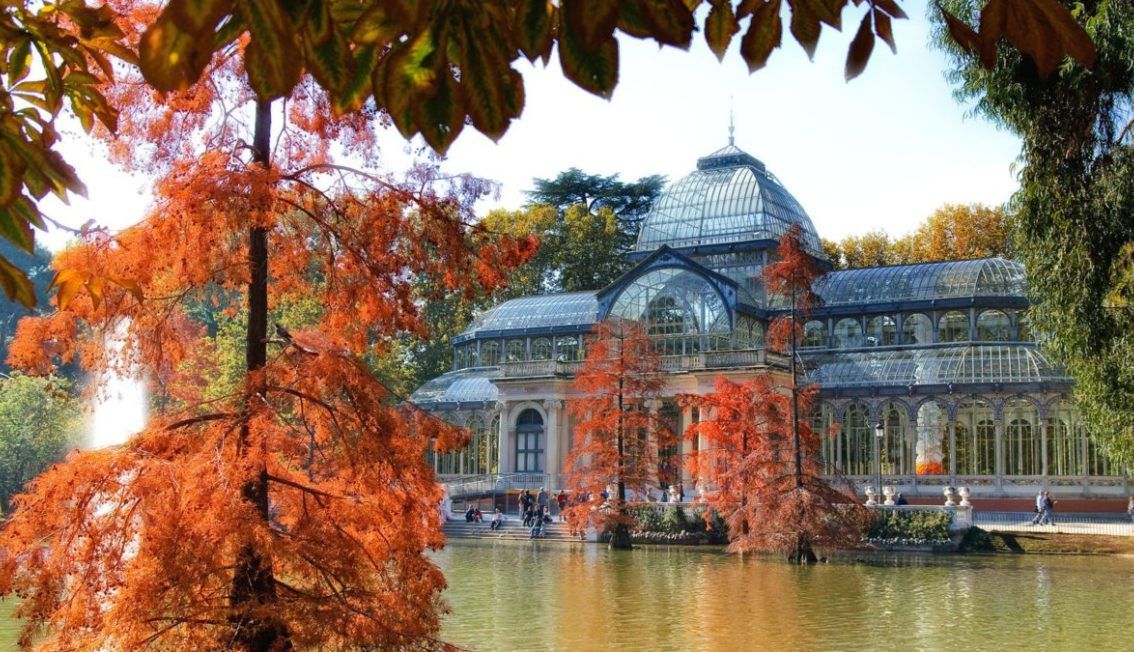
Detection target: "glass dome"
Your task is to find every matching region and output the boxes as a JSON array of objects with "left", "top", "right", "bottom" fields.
[
  {"left": 457, "top": 292, "right": 599, "bottom": 340},
  {"left": 808, "top": 344, "right": 1068, "bottom": 388},
  {"left": 815, "top": 258, "right": 1026, "bottom": 306},
  {"left": 634, "top": 144, "right": 823, "bottom": 254}
]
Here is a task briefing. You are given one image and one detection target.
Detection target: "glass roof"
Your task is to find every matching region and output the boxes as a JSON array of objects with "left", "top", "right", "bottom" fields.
[
  {"left": 459, "top": 292, "right": 599, "bottom": 337},
  {"left": 807, "top": 344, "right": 1068, "bottom": 388},
  {"left": 409, "top": 368, "right": 500, "bottom": 405},
  {"left": 634, "top": 144, "right": 823, "bottom": 254},
  {"left": 814, "top": 258, "right": 1026, "bottom": 306},
  {"left": 609, "top": 267, "right": 731, "bottom": 334}
]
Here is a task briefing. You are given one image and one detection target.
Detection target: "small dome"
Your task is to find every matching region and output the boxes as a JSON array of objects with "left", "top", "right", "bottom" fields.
[{"left": 634, "top": 143, "right": 822, "bottom": 254}]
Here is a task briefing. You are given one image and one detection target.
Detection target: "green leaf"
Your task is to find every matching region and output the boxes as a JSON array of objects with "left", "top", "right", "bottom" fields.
[
  {"left": 558, "top": 8, "right": 619, "bottom": 98},
  {"left": 740, "top": 0, "right": 782, "bottom": 72},
  {"left": 413, "top": 70, "right": 465, "bottom": 153},
  {"left": 304, "top": 19, "right": 350, "bottom": 92},
  {"left": 331, "top": 44, "right": 379, "bottom": 114},
  {"left": 0, "top": 201, "right": 35, "bottom": 253},
  {"left": 139, "top": 12, "right": 216, "bottom": 92},
  {"left": 0, "top": 255, "right": 36, "bottom": 308},
  {"left": 705, "top": 1, "right": 740, "bottom": 61},
  {"left": 373, "top": 30, "right": 442, "bottom": 138},
  {"left": 167, "top": 0, "right": 233, "bottom": 34},
  {"left": 844, "top": 12, "right": 874, "bottom": 81},
  {"left": 8, "top": 38, "right": 32, "bottom": 85},
  {"left": 304, "top": 0, "right": 333, "bottom": 45},
  {"left": 458, "top": 29, "right": 524, "bottom": 140},
  {"left": 353, "top": 3, "right": 402, "bottom": 45},
  {"left": 236, "top": 0, "right": 302, "bottom": 99}
]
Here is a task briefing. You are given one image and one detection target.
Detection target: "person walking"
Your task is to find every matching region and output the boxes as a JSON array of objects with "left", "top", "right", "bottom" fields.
[
  {"left": 1127, "top": 496, "right": 1134, "bottom": 524},
  {"left": 1040, "top": 492, "right": 1056, "bottom": 526},
  {"left": 1031, "top": 490, "right": 1045, "bottom": 525},
  {"left": 537, "top": 487, "right": 549, "bottom": 516}
]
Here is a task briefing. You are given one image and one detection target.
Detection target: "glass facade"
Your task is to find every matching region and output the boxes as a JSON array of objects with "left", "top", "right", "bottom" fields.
[{"left": 608, "top": 267, "right": 732, "bottom": 354}]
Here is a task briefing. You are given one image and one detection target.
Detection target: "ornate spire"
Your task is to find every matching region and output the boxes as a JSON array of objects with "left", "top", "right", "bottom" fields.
[{"left": 728, "top": 95, "right": 735, "bottom": 146}]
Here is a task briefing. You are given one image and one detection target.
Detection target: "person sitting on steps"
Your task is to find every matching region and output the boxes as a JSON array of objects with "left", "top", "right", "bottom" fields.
[{"left": 490, "top": 508, "right": 504, "bottom": 531}]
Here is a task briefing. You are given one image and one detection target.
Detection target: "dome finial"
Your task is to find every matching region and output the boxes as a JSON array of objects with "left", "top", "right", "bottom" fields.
[{"left": 728, "top": 95, "right": 735, "bottom": 146}]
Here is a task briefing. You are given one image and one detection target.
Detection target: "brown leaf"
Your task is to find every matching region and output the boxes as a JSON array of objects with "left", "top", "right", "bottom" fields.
[
  {"left": 845, "top": 12, "right": 874, "bottom": 80},
  {"left": 938, "top": 5, "right": 981, "bottom": 58},
  {"left": 873, "top": 0, "right": 907, "bottom": 19},
  {"left": 562, "top": 0, "right": 620, "bottom": 51},
  {"left": 740, "top": 0, "right": 783, "bottom": 72},
  {"left": 788, "top": 0, "right": 822, "bottom": 60},
  {"left": 873, "top": 9, "right": 895, "bottom": 54},
  {"left": 705, "top": 0, "right": 740, "bottom": 61},
  {"left": 996, "top": 0, "right": 1096, "bottom": 76}
]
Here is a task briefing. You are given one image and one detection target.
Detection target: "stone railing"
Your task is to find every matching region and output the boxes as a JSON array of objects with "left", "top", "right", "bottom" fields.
[{"left": 500, "top": 349, "right": 767, "bottom": 378}]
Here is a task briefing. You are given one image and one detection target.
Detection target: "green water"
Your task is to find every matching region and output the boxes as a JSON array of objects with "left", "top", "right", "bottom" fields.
[
  {"left": 436, "top": 541, "right": 1134, "bottom": 651},
  {"left": 2, "top": 544, "right": 1131, "bottom": 651}
]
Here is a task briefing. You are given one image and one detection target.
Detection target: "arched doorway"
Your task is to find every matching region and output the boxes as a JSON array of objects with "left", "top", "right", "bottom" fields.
[{"left": 515, "top": 408, "right": 544, "bottom": 473}]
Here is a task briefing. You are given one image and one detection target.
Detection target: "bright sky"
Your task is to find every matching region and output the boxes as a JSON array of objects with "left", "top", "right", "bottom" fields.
[{"left": 40, "top": 0, "right": 1021, "bottom": 251}]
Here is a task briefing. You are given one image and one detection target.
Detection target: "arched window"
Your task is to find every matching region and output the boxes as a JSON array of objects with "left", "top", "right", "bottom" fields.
[
  {"left": 556, "top": 336, "right": 581, "bottom": 361},
  {"left": 515, "top": 409, "right": 544, "bottom": 472},
  {"left": 835, "top": 403, "right": 872, "bottom": 475},
  {"left": 976, "top": 309, "right": 1011, "bottom": 341},
  {"left": 811, "top": 404, "right": 837, "bottom": 474},
  {"left": 879, "top": 401, "right": 912, "bottom": 475},
  {"left": 915, "top": 400, "right": 949, "bottom": 475},
  {"left": 1003, "top": 397, "right": 1040, "bottom": 475},
  {"left": 866, "top": 315, "right": 897, "bottom": 347},
  {"left": 832, "top": 318, "right": 862, "bottom": 348},
  {"left": 802, "top": 320, "right": 827, "bottom": 348},
  {"left": 608, "top": 267, "right": 732, "bottom": 355},
  {"left": 531, "top": 338, "right": 552, "bottom": 361},
  {"left": 454, "top": 346, "right": 467, "bottom": 370},
  {"left": 937, "top": 310, "right": 969, "bottom": 343},
  {"left": 902, "top": 313, "right": 932, "bottom": 345},
  {"left": 480, "top": 340, "right": 500, "bottom": 366},
  {"left": 1046, "top": 401, "right": 1081, "bottom": 476},
  {"left": 505, "top": 339, "right": 526, "bottom": 363},
  {"left": 955, "top": 400, "right": 995, "bottom": 476}
]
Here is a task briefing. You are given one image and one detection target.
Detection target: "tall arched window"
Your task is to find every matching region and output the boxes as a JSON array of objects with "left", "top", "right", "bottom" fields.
[
  {"left": 1003, "top": 397, "right": 1040, "bottom": 475},
  {"left": 866, "top": 315, "right": 897, "bottom": 347},
  {"left": 915, "top": 400, "right": 949, "bottom": 475},
  {"left": 515, "top": 409, "right": 544, "bottom": 473},
  {"left": 902, "top": 313, "right": 932, "bottom": 345},
  {"left": 836, "top": 403, "right": 872, "bottom": 475},
  {"left": 531, "top": 338, "right": 552, "bottom": 361},
  {"left": 955, "top": 400, "right": 995, "bottom": 476},
  {"left": 937, "top": 310, "right": 969, "bottom": 343},
  {"left": 480, "top": 340, "right": 500, "bottom": 366},
  {"left": 879, "top": 401, "right": 912, "bottom": 475},
  {"left": 802, "top": 320, "right": 827, "bottom": 348},
  {"left": 976, "top": 309, "right": 1011, "bottom": 341},
  {"left": 832, "top": 318, "right": 862, "bottom": 348},
  {"left": 1046, "top": 401, "right": 1081, "bottom": 477}
]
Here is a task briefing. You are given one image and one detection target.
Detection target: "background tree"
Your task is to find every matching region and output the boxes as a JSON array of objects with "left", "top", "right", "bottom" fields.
[
  {"left": 821, "top": 202, "right": 1015, "bottom": 269},
  {"left": 0, "top": 241, "right": 53, "bottom": 372},
  {"left": 935, "top": 0, "right": 1134, "bottom": 465},
  {"left": 681, "top": 376, "right": 864, "bottom": 559},
  {"left": 554, "top": 205, "right": 632, "bottom": 291},
  {"left": 527, "top": 167, "right": 664, "bottom": 247},
  {"left": 564, "top": 319, "right": 670, "bottom": 550},
  {"left": 0, "top": 373, "right": 80, "bottom": 512}
]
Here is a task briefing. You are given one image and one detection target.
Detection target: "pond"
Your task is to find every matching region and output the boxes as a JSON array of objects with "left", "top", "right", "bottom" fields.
[
  {"left": 2, "top": 543, "right": 1131, "bottom": 650},
  {"left": 437, "top": 541, "right": 1134, "bottom": 651}
]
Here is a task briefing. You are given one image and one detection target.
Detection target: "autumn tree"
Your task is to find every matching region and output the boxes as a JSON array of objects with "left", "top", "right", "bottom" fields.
[
  {"left": 564, "top": 319, "right": 670, "bottom": 550},
  {"left": 681, "top": 376, "right": 864, "bottom": 560},
  {"left": 527, "top": 167, "right": 664, "bottom": 249},
  {"left": 683, "top": 228, "right": 868, "bottom": 561},
  {"left": 821, "top": 203, "right": 1015, "bottom": 268}
]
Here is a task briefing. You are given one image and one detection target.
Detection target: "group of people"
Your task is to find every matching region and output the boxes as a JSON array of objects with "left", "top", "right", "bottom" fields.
[
  {"left": 519, "top": 487, "right": 568, "bottom": 538},
  {"left": 1032, "top": 490, "right": 1057, "bottom": 526}
]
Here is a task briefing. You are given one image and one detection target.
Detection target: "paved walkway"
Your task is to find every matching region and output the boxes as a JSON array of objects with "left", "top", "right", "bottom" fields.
[{"left": 973, "top": 511, "right": 1134, "bottom": 537}]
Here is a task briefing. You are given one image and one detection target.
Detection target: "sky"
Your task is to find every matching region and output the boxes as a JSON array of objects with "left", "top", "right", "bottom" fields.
[{"left": 40, "top": 0, "right": 1022, "bottom": 251}]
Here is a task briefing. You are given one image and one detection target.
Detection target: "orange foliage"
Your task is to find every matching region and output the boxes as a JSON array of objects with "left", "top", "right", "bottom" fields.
[
  {"left": 681, "top": 376, "right": 866, "bottom": 557},
  {"left": 0, "top": 3, "right": 535, "bottom": 647},
  {"left": 563, "top": 320, "right": 671, "bottom": 546}
]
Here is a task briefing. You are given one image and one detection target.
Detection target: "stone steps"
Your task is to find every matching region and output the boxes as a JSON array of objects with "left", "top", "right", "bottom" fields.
[{"left": 443, "top": 519, "right": 581, "bottom": 542}]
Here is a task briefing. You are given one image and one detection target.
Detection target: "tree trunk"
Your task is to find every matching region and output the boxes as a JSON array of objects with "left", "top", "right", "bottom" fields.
[
  {"left": 229, "top": 98, "right": 290, "bottom": 651},
  {"left": 611, "top": 331, "right": 631, "bottom": 550},
  {"left": 787, "top": 532, "right": 818, "bottom": 565}
]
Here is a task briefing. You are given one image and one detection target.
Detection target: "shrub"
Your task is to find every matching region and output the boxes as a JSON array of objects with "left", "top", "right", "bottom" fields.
[
  {"left": 661, "top": 505, "right": 688, "bottom": 534},
  {"left": 865, "top": 509, "right": 953, "bottom": 542},
  {"left": 629, "top": 505, "right": 664, "bottom": 533}
]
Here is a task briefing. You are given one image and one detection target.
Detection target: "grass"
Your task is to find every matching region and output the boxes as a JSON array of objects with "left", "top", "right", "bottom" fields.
[{"left": 961, "top": 527, "right": 1134, "bottom": 555}]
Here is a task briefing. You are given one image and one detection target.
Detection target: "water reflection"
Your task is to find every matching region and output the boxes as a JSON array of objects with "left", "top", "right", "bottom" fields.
[{"left": 436, "top": 542, "right": 1134, "bottom": 651}]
